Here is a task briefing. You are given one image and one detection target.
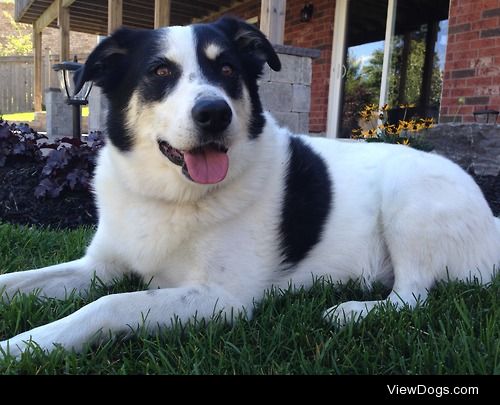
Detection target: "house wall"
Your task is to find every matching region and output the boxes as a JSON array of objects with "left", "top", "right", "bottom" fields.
[{"left": 440, "top": 0, "right": 500, "bottom": 123}]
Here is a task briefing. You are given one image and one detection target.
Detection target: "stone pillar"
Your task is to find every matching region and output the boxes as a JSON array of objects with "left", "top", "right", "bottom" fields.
[
  {"left": 88, "top": 86, "right": 108, "bottom": 134},
  {"left": 45, "top": 88, "right": 72, "bottom": 141},
  {"left": 259, "top": 45, "right": 319, "bottom": 134}
]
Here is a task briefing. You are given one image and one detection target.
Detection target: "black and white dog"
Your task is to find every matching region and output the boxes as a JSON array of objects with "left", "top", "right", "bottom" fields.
[{"left": 1, "top": 18, "right": 499, "bottom": 358}]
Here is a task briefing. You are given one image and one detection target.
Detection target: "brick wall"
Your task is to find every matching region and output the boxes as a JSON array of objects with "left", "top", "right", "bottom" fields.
[
  {"left": 284, "top": 0, "right": 334, "bottom": 133},
  {"left": 440, "top": 0, "right": 500, "bottom": 123},
  {"left": 0, "top": 2, "right": 98, "bottom": 58},
  {"left": 202, "top": 0, "right": 334, "bottom": 133}
]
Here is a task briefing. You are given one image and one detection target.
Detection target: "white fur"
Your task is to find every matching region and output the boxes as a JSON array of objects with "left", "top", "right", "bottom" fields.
[
  {"left": 204, "top": 43, "right": 223, "bottom": 60},
  {"left": 1, "top": 27, "right": 499, "bottom": 358}
]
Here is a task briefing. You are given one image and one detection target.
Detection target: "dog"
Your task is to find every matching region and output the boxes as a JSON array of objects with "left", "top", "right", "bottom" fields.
[{"left": 1, "top": 17, "right": 499, "bottom": 358}]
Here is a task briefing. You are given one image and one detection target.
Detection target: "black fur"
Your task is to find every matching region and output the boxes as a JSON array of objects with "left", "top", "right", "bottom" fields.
[
  {"left": 279, "top": 137, "right": 333, "bottom": 266},
  {"left": 194, "top": 18, "right": 281, "bottom": 138},
  {"left": 193, "top": 24, "right": 244, "bottom": 101}
]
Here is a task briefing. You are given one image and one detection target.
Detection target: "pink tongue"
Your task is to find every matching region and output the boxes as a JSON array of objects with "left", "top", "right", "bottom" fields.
[{"left": 183, "top": 146, "right": 229, "bottom": 184}]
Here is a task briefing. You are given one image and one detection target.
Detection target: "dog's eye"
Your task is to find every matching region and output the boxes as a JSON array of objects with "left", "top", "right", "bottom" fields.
[
  {"left": 221, "top": 64, "right": 233, "bottom": 77},
  {"left": 155, "top": 66, "right": 171, "bottom": 77}
]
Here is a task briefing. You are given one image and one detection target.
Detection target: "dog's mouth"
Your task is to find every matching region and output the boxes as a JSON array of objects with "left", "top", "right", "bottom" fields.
[{"left": 158, "top": 140, "right": 229, "bottom": 185}]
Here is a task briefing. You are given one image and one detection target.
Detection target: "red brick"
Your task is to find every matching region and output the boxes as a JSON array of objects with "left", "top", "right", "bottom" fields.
[
  {"left": 488, "top": 96, "right": 500, "bottom": 109},
  {"left": 469, "top": 38, "right": 497, "bottom": 49},
  {"left": 466, "top": 77, "right": 493, "bottom": 87},
  {"left": 451, "top": 88, "right": 475, "bottom": 97},
  {"left": 455, "top": 30, "right": 480, "bottom": 42},
  {"left": 465, "top": 96, "right": 490, "bottom": 105},
  {"left": 446, "top": 41, "right": 470, "bottom": 53},
  {"left": 451, "top": 49, "right": 479, "bottom": 60},
  {"left": 479, "top": 46, "right": 500, "bottom": 57},
  {"left": 448, "top": 60, "right": 470, "bottom": 70},
  {"left": 471, "top": 17, "right": 500, "bottom": 31}
]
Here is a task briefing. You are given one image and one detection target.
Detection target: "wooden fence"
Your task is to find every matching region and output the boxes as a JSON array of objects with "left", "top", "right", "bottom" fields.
[{"left": 0, "top": 54, "right": 87, "bottom": 114}]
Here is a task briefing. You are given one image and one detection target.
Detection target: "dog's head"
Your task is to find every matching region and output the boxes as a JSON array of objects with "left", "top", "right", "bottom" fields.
[{"left": 76, "top": 17, "right": 280, "bottom": 196}]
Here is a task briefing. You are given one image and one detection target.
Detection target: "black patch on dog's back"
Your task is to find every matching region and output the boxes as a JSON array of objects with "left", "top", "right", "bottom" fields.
[{"left": 279, "top": 137, "right": 332, "bottom": 266}]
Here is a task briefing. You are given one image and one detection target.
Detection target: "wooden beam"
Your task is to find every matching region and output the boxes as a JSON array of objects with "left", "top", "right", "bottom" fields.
[
  {"left": 33, "top": 0, "right": 76, "bottom": 33},
  {"left": 397, "top": 31, "right": 411, "bottom": 105},
  {"left": 33, "top": 26, "right": 42, "bottom": 111},
  {"left": 154, "top": 0, "right": 171, "bottom": 28},
  {"left": 15, "top": 0, "right": 37, "bottom": 22},
  {"left": 260, "top": 0, "right": 286, "bottom": 45},
  {"left": 420, "top": 21, "right": 439, "bottom": 113},
  {"left": 58, "top": 0, "right": 70, "bottom": 61},
  {"left": 191, "top": 0, "right": 250, "bottom": 23},
  {"left": 108, "top": 0, "right": 123, "bottom": 34}
]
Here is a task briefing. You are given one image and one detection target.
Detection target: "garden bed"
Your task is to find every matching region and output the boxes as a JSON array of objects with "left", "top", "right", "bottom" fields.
[
  {"left": 0, "top": 160, "right": 96, "bottom": 229},
  {"left": 0, "top": 159, "right": 499, "bottom": 229}
]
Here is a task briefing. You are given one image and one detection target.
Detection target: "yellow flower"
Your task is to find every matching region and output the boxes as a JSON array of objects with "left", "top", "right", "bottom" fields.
[
  {"left": 397, "top": 138, "right": 410, "bottom": 146},
  {"left": 420, "top": 118, "right": 434, "bottom": 129},
  {"left": 398, "top": 120, "right": 411, "bottom": 130},
  {"left": 351, "top": 128, "right": 362, "bottom": 138},
  {"left": 360, "top": 110, "right": 372, "bottom": 122},
  {"left": 364, "top": 104, "right": 378, "bottom": 112},
  {"left": 361, "top": 129, "right": 376, "bottom": 138},
  {"left": 385, "top": 125, "right": 400, "bottom": 135},
  {"left": 409, "top": 122, "right": 421, "bottom": 132},
  {"left": 380, "top": 104, "right": 389, "bottom": 111}
]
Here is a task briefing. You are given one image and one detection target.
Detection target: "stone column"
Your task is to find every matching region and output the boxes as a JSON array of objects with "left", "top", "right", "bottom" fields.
[
  {"left": 45, "top": 88, "right": 72, "bottom": 141},
  {"left": 259, "top": 46, "right": 318, "bottom": 134},
  {"left": 88, "top": 86, "right": 108, "bottom": 134}
]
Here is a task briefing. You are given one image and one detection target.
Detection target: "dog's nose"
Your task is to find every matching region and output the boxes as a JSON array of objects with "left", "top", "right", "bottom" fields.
[{"left": 192, "top": 98, "right": 232, "bottom": 133}]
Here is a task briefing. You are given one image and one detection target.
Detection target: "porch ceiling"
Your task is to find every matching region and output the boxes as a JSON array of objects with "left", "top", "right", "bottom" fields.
[{"left": 15, "top": 0, "right": 240, "bottom": 35}]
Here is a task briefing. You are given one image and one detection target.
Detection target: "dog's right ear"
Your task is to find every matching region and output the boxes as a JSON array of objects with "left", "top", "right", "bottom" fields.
[{"left": 74, "top": 27, "right": 136, "bottom": 95}]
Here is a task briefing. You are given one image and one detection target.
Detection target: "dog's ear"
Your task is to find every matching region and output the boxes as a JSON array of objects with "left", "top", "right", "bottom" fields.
[
  {"left": 74, "top": 27, "right": 137, "bottom": 94},
  {"left": 215, "top": 17, "right": 281, "bottom": 72}
]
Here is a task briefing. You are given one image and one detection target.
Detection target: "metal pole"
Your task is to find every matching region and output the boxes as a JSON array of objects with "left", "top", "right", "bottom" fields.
[{"left": 72, "top": 104, "right": 81, "bottom": 139}]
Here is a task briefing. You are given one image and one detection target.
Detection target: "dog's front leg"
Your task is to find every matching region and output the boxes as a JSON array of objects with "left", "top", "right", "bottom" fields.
[
  {"left": 0, "top": 284, "right": 247, "bottom": 358},
  {"left": 0, "top": 256, "right": 122, "bottom": 301}
]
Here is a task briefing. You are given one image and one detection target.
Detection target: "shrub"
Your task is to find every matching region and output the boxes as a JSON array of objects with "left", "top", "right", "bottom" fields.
[
  {"left": 0, "top": 120, "right": 47, "bottom": 167},
  {"left": 351, "top": 104, "right": 434, "bottom": 152},
  {"left": 35, "top": 132, "right": 105, "bottom": 199}
]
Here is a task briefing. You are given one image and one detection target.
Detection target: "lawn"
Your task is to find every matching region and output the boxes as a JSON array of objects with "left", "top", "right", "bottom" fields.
[
  {"left": 2, "top": 107, "right": 89, "bottom": 123},
  {"left": 0, "top": 222, "right": 498, "bottom": 374}
]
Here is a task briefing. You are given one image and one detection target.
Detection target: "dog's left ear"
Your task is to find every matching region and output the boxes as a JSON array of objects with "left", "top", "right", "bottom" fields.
[{"left": 215, "top": 17, "right": 281, "bottom": 72}]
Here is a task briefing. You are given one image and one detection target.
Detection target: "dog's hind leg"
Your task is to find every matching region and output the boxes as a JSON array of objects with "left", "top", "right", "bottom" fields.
[
  {"left": 323, "top": 281, "right": 430, "bottom": 327},
  {"left": 0, "top": 256, "right": 122, "bottom": 301}
]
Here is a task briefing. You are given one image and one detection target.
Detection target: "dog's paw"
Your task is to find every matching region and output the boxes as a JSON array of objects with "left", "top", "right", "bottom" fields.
[
  {"left": 323, "top": 301, "right": 371, "bottom": 327},
  {"left": 0, "top": 328, "right": 50, "bottom": 360},
  {"left": 0, "top": 339, "right": 23, "bottom": 360}
]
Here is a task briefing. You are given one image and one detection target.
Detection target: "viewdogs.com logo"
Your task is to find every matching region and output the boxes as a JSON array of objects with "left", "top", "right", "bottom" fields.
[{"left": 387, "top": 385, "right": 478, "bottom": 398}]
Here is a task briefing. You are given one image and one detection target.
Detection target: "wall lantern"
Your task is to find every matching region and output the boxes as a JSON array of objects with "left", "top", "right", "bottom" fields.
[
  {"left": 53, "top": 57, "right": 92, "bottom": 139},
  {"left": 300, "top": 4, "right": 314, "bottom": 22},
  {"left": 473, "top": 108, "right": 499, "bottom": 124}
]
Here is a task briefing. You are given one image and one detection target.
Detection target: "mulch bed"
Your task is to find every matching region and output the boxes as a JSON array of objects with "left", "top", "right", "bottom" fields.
[
  {"left": 0, "top": 160, "right": 499, "bottom": 230},
  {"left": 0, "top": 160, "right": 96, "bottom": 229}
]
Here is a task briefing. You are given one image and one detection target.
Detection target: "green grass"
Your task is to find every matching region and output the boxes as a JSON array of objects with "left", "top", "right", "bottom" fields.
[
  {"left": 0, "top": 222, "right": 498, "bottom": 374},
  {"left": 2, "top": 107, "right": 89, "bottom": 123}
]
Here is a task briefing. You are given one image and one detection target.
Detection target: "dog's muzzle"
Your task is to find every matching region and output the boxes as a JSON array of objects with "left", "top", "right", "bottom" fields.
[
  {"left": 158, "top": 140, "right": 229, "bottom": 185},
  {"left": 157, "top": 98, "right": 232, "bottom": 185}
]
